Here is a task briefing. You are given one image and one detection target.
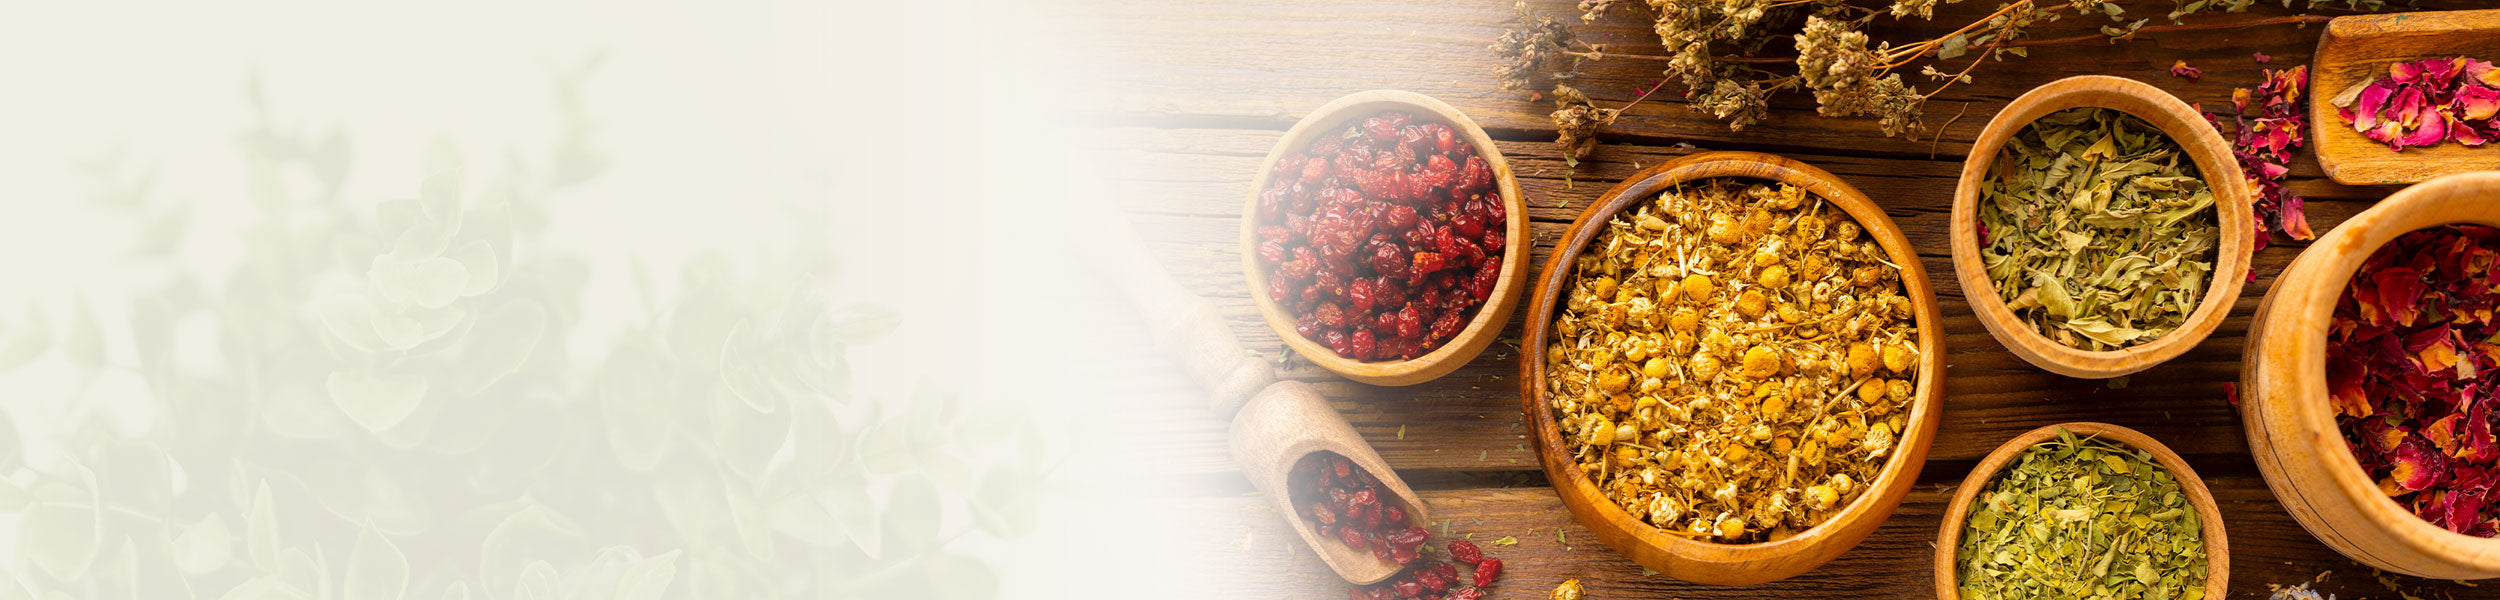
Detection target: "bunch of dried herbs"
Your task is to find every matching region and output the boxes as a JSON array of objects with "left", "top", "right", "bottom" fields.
[
  {"left": 1977, "top": 107, "right": 2217, "bottom": 351},
  {"left": 2208, "top": 65, "right": 2317, "bottom": 254},
  {"left": 1494, "top": 0, "right": 2389, "bottom": 150},
  {"left": 1544, "top": 179, "right": 1920, "bottom": 543},
  {"left": 1954, "top": 429, "right": 2209, "bottom": 600},
  {"left": 2329, "top": 225, "right": 2500, "bottom": 537}
]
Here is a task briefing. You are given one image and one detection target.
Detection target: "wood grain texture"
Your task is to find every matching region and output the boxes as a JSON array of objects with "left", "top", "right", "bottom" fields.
[
  {"left": 1515, "top": 152, "right": 1948, "bottom": 585},
  {"left": 2309, "top": 9, "right": 2500, "bottom": 185},
  {"left": 1176, "top": 477, "right": 2479, "bottom": 599},
  {"left": 1949, "top": 75, "right": 2254, "bottom": 379},
  {"left": 1056, "top": 0, "right": 2500, "bottom": 592},
  {"left": 1933, "top": 423, "right": 2229, "bottom": 600},
  {"left": 1239, "top": 90, "right": 1530, "bottom": 386},
  {"left": 2242, "top": 172, "right": 2500, "bottom": 579}
]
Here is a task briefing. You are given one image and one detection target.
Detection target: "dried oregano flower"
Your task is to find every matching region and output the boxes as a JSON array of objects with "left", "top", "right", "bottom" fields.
[
  {"left": 1551, "top": 85, "right": 1621, "bottom": 161},
  {"left": 1545, "top": 178, "right": 1919, "bottom": 543},
  {"left": 1512, "top": 0, "right": 2395, "bottom": 135},
  {"left": 1493, "top": 1, "right": 1587, "bottom": 92}
]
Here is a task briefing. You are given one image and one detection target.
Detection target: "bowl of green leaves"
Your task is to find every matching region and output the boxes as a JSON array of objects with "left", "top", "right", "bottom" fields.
[
  {"left": 1949, "top": 75, "right": 2255, "bottom": 380},
  {"left": 1936, "top": 422, "right": 2227, "bottom": 600}
]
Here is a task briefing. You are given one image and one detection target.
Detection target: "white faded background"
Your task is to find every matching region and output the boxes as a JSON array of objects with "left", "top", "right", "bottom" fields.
[{"left": 0, "top": 1, "right": 1199, "bottom": 598}]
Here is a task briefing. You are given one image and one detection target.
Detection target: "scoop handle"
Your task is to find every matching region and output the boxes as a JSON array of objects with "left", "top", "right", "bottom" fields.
[{"left": 1078, "top": 200, "right": 1276, "bottom": 419}]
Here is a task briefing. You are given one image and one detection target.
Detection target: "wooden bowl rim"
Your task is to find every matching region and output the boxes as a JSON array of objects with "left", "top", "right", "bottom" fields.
[
  {"left": 1518, "top": 150, "right": 1947, "bottom": 583},
  {"left": 1240, "top": 90, "right": 1530, "bottom": 386},
  {"left": 1948, "top": 74, "right": 2255, "bottom": 379},
  {"left": 2271, "top": 171, "right": 2500, "bottom": 565},
  {"left": 1932, "top": 422, "right": 2230, "bottom": 600}
]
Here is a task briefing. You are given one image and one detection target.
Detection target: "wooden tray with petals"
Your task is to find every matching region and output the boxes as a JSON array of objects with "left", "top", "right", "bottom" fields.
[{"left": 2310, "top": 9, "right": 2500, "bottom": 185}]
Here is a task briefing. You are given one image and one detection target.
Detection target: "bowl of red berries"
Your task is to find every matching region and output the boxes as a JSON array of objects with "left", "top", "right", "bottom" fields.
[{"left": 1244, "top": 90, "right": 1527, "bottom": 386}]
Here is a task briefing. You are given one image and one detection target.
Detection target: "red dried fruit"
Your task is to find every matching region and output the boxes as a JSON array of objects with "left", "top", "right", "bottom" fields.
[
  {"left": 1411, "top": 251, "right": 1447, "bottom": 275},
  {"left": 1415, "top": 568, "right": 1447, "bottom": 592},
  {"left": 1446, "top": 540, "right": 1482, "bottom": 564},
  {"left": 1392, "top": 578, "right": 1421, "bottom": 598},
  {"left": 1472, "top": 558, "right": 1502, "bottom": 587},
  {"left": 1449, "top": 589, "right": 1482, "bottom": 600},
  {"left": 1388, "top": 526, "right": 1428, "bottom": 549}
]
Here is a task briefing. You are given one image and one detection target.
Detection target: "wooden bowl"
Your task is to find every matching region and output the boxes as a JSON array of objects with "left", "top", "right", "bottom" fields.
[
  {"left": 1241, "top": 90, "right": 1528, "bottom": 386},
  {"left": 1933, "top": 422, "right": 2229, "bottom": 600},
  {"left": 2240, "top": 172, "right": 2500, "bottom": 578},
  {"left": 1948, "top": 75, "right": 2254, "bottom": 379},
  {"left": 1518, "top": 151, "right": 1946, "bottom": 585}
]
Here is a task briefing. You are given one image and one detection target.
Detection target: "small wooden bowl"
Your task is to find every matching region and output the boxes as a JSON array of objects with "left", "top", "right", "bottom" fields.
[
  {"left": 2240, "top": 172, "right": 2500, "bottom": 578},
  {"left": 1948, "top": 75, "right": 2254, "bottom": 379},
  {"left": 1934, "top": 422, "right": 2229, "bottom": 600},
  {"left": 1519, "top": 151, "right": 1946, "bottom": 585},
  {"left": 1241, "top": 90, "right": 1528, "bottom": 386}
]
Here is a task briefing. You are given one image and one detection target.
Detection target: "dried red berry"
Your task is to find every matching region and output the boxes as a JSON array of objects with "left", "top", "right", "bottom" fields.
[
  {"left": 1448, "top": 588, "right": 1482, "bottom": 600},
  {"left": 1472, "top": 558, "right": 1502, "bottom": 587},
  {"left": 1446, "top": 540, "right": 1482, "bottom": 564}
]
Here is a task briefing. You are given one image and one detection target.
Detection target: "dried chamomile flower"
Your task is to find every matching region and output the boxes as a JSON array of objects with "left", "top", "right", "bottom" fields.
[{"left": 1545, "top": 178, "right": 1919, "bottom": 544}]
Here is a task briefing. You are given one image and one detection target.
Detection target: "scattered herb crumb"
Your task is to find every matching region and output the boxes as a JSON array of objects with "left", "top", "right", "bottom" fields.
[
  {"left": 1398, "top": 424, "right": 1407, "bottom": 440},
  {"left": 1493, "top": 536, "right": 1520, "bottom": 547},
  {"left": 1641, "top": 566, "right": 1659, "bottom": 577}
]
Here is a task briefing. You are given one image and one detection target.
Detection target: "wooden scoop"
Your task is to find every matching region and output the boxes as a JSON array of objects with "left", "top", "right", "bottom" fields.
[{"left": 1081, "top": 198, "right": 1428, "bottom": 585}]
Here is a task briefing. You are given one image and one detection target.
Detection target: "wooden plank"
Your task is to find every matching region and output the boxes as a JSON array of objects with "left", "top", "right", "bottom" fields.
[
  {"left": 1164, "top": 477, "right": 2483, "bottom": 599},
  {"left": 1085, "top": 126, "right": 2407, "bottom": 476},
  {"left": 1047, "top": 0, "right": 2493, "bottom": 158}
]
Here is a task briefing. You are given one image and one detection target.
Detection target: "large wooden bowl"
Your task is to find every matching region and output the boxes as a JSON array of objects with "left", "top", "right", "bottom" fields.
[
  {"left": 1934, "top": 422, "right": 2229, "bottom": 600},
  {"left": 1949, "top": 75, "right": 2254, "bottom": 379},
  {"left": 1241, "top": 90, "right": 1528, "bottom": 386},
  {"left": 1518, "top": 151, "right": 1945, "bottom": 585},
  {"left": 2240, "top": 172, "right": 2500, "bottom": 578}
]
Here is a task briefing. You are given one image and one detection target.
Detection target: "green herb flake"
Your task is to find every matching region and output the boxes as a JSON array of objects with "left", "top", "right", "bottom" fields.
[
  {"left": 1493, "top": 536, "right": 1519, "bottom": 547},
  {"left": 1976, "top": 107, "right": 2218, "bottom": 351}
]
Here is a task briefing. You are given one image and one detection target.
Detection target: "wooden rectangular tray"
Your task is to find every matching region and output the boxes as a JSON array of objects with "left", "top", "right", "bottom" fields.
[{"left": 2309, "top": 9, "right": 2500, "bottom": 185}]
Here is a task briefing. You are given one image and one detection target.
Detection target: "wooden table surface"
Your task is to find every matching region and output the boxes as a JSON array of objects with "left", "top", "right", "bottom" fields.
[{"left": 1054, "top": 0, "right": 2496, "bottom": 597}]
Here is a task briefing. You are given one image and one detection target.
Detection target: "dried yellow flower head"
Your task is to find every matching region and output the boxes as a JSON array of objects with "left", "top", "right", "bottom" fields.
[
  {"left": 1551, "top": 579, "right": 1584, "bottom": 600},
  {"left": 1543, "top": 178, "right": 1920, "bottom": 544},
  {"left": 1680, "top": 274, "right": 1715, "bottom": 303}
]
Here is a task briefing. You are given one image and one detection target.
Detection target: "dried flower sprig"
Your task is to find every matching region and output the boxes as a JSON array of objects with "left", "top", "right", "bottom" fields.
[
  {"left": 1500, "top": 0, "right": 2392, "bottom": 146},
  {"left": 1495, "top": 1, "right": 1604, "bottom": 94}
]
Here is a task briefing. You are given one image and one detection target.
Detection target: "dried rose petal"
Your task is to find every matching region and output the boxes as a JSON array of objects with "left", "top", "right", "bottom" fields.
[
  {"left": 2353, "top": 79, "right": 2398, "bottom": 132},
  {"left": 2458, "top": 84, "right": 2500, "bottom": 121},
  {"left": 2450, "top": 112, "right": 2489, "bottom": 147},
  {"left": 2393, "top": 437, "right": 2452, "bottom": 492},
  {"left": 2393, "top": 59, "right": 2426, "bottom": 84},
  {"left": 2170, "top": 60, "right": 2202, "bottom": 81}
]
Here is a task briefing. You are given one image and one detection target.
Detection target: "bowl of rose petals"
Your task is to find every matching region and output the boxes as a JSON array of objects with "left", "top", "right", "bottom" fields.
[
  {"left": 2240, "top": 171, "right": 2500, "bottom": 579},
  {"left": 1242, "top": 90, "right": 1527, "bottom": 386}
]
